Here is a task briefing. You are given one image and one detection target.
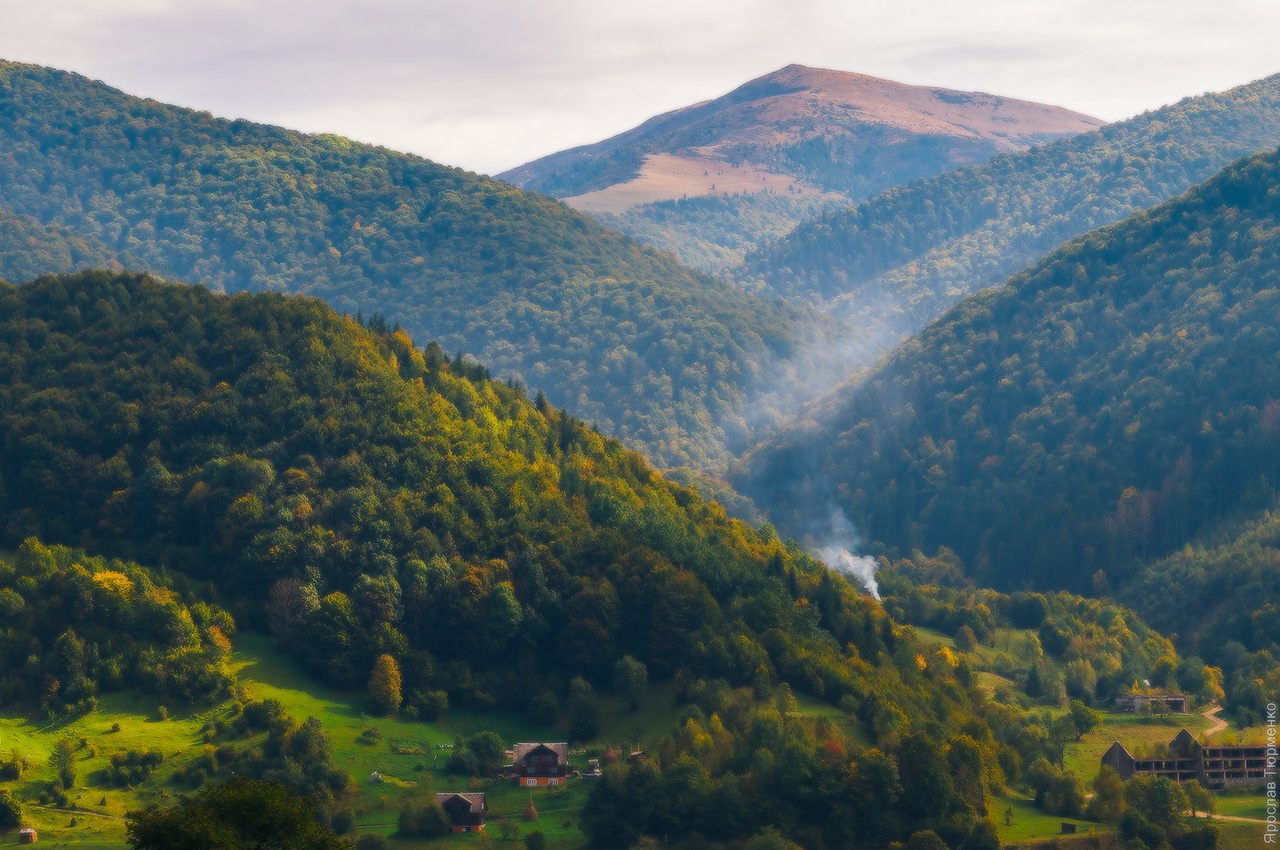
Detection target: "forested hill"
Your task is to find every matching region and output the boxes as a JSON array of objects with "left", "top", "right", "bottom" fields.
[
  {"left": 735, "top": 72, "right": 1280, "bottom": 350},
  {"left": 0, "top": 271, "right": 1009, "bottom": 849},
  {"left": 0, "top": 61, "right": 848, "bottom": 472},
  {"left": 0, "top": 270, "right": 902, "bottom": 713},
  {"left": 735, "top": 147, "right": 1280, "bottom": 597}
]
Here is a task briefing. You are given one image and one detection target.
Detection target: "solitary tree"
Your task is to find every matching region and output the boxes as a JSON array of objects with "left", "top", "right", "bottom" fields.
[
  {"left": 368, "top": 654, "right": 402, "bottom": 716},
  {"left": 613, "top": 656, "right": 648, "bottom": 711},
  {"left": 50, "top": 737, "right": 76, "bottom": 790},
  {"left": 0, "top": 788, "right": 20, "bottom": 828},
  {"left": 1087, "top": 766, "right": 1126, "bottom": 823}
]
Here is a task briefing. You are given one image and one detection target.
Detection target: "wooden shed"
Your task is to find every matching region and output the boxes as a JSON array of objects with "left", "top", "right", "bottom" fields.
[{"left": 18, "top": 827, "right": 37, "bottom": 844}]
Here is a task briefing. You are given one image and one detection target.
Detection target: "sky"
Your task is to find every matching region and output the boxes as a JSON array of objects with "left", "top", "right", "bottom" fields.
[{"left": 2, "top": 0, "right": 1278, "bottom": 176}]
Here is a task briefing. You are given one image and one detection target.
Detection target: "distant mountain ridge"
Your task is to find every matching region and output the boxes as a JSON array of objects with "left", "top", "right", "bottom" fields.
[
  {"left": 500, "top": 64, "right": 1101, "bottom": 272},
  {"left": 735, "top": 71, "right": 1280, "bottom": 354},
  {"left": 0, "top": 59, "right": 851, "bottom": 473}
]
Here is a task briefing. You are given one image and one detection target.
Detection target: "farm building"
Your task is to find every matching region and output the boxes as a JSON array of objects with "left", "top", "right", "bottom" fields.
[
  {"left": 435, "top": 792, "right": 486, "bottom": 833},
  {"left": 1113, "top": 693, "right": 1187, "bottom": 713},
  {"left": 1102, "top": 728, "right": 1270, "bottom": 789},
  {"left": 509, "top": 742, "right": 569, "bottom": 787}
]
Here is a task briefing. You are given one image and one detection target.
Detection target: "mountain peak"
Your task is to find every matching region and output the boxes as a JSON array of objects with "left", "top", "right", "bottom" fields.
[{"left": 500, "top": 65, "right": 1102, "bottom": 214}]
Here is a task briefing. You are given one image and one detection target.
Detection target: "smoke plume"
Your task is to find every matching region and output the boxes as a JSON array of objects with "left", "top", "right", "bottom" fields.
[{"left": 814, "top": 507, "right": 880, "bottom": 600}]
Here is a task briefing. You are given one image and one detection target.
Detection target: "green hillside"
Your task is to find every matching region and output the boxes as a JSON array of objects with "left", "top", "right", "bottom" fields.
[
  {"left": 736, "top": 147, "right": 1280, "bottom": 605},
  {"left": 0, "top": 61, "right": 850, "bottom": 472},
  {"left": 1, "top": 271, "right": 856, "bottom": 705},
  {"left": 0, "top": 271, "right": 1022, "bottom": 849},
  {"left": 736, "top": 73, "right": 1280, "bottom": 349}
]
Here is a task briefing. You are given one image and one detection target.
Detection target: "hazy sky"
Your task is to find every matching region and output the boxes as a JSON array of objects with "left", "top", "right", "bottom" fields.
[{"left": 2, "top": 0, "right": 1277, "bottom": 175}]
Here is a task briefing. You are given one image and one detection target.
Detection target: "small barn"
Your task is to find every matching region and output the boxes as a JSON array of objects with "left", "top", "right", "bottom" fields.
[
  {"left": 18, "top": 827, "right": 37, "bottom": 844},
  {"left": 435, "top": 792, "right": 486, "bottom": 833}
]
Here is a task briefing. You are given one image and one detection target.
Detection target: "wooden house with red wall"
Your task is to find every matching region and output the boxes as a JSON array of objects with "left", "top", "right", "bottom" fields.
[{"left": 510, "top": 742, "right": 569, "bottom": 786}]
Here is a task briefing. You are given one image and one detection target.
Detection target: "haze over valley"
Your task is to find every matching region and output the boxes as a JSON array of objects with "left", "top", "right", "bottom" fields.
[{"left": 1, "top": 8, "right": 1279, "bottom": 849}]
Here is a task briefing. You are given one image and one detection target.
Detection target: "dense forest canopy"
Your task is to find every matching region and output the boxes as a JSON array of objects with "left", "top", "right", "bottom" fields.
[
  {"left": 736, "top": 73, "right": 1280, "bottom": 353},
  {"left": 0, "top": 60, "right": 852, "bottom": 472},
  {"left": 736, "top": 148, "right": 1280, "bottom": 607},
  {"left": 0, "top": 536, "right": 234, "bottom": 713},
  {"left": 0, "top": 271, "right": 935, "bottom": 725}
]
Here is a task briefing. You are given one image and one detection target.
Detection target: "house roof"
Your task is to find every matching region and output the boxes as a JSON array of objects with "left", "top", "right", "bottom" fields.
[
  {"left": 435, "top": 792, "right": 486, "bottom": 814},
  {"left": 512, "top": 742, "right": 569, "bottom": 765},
  {"left": 1102, "top": 741, "right": 1134, "bottom": 762},
  {"left": 1171, "top": 728, "right": 1200, "bottom": 756}
]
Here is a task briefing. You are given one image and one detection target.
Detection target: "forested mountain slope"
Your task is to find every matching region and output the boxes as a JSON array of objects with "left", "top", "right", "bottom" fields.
[
  {"left": 0, "top": 61, "right": 848, "bottom": 472},
  {"left": 0, "top": 206, "right": 134, "bottom": 283},
  {"left": 737, "top": 73, "right": 1280, "bottom": 350},
  {"left": 0, "top": 271, "right": 900, "bottom": 714},
  {"left": 502, "top": 64, "right": 1099, "bottom": 274},
  {"left": 735, "top": 147, "right": 1280, "bottom": 597},
  {"left": 0, "top": 270, "right": 1011, "bottom": 849}
]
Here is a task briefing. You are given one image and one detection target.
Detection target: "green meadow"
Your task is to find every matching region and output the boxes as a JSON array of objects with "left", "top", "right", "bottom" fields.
[{"left": 0, "top": 628, "right": 877, "bottom": 849}]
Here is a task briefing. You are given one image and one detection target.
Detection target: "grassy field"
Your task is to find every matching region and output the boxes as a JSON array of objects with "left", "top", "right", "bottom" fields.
[
  {"left": 0, "top": 629, "right": 877, "bottom": 849},
  {"left": 0, "top": 691, "right": 229, "bottom": 848}
]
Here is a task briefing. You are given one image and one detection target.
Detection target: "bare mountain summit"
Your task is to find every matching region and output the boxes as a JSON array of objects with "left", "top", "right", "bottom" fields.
[
  {"left": 499, "top": 65, "right": 1101, "bottom": 271},
  {"left": 501, "top": 64, "right": 1101, "bottom": 210}
]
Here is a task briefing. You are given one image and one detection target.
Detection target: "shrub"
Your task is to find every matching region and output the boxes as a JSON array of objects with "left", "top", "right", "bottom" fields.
[
  {"left": 355, "top": 833, "right": 387, "bottom": 850},
  {"left": 398, "top": 800, "right": 448, "bottom": 837}
]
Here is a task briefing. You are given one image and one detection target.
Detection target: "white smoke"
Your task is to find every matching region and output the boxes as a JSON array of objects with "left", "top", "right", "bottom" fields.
[{"left": 814, "top": 508, "right": 881, "bottom": 600}]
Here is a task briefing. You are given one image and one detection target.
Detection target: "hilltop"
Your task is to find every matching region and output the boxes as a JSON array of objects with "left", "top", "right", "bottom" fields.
[{"left": 501, "top": 64, "right": 1100, "bottom": 272}]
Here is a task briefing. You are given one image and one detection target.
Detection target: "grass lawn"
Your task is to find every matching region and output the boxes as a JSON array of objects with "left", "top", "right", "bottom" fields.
[
  {"left": 0, "top": 690, "right": 231, "bottom": 848},
  {"left": 993, "top": 794, "right": 1106, "bottom": 845},
  {"left": 1219, "top": 821, "right": 1269, "bottom": 850},
  {"left": 1211, "top": 789, "right": 1269, "bottom": 820}
]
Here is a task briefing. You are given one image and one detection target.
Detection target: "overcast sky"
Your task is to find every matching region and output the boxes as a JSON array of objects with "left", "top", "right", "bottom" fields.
[{"left": 2, "top": 0, "right": 1278, "bottom": 176}]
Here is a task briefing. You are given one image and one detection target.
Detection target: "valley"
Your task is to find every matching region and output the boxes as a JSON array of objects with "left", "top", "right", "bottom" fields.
[{"left": 0, "top": 47, "right": 1278, "bottom": 850}]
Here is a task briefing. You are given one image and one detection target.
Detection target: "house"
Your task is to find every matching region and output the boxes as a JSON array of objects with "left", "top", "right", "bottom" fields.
[
  {"left": 1113, "top": 693, "right": 1187, "bottom": 713},
  {"left": 1101, "top": 729, "right": 1270, "bottom": 789},
  {"left": 510, "top": 742, "right": 569, "bottom": 787},
  {"left": 18, "top": 828, "right": 36, "bottom": 844},
  {"left": 435, "top": 792, "right": 486, "bottom": 833}
]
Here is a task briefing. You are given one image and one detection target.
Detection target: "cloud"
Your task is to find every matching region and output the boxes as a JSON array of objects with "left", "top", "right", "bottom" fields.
[{"left": 2, "top": 0, "right": 1278, "bottom": 174}]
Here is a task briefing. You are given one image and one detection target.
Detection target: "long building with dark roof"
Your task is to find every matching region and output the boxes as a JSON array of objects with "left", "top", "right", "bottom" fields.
[{"left": 1101, "top": 728, "right": 1269, "bottom": 789}]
